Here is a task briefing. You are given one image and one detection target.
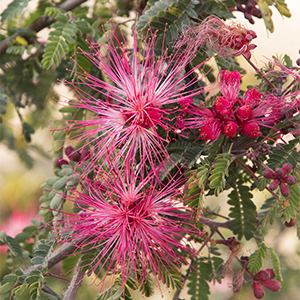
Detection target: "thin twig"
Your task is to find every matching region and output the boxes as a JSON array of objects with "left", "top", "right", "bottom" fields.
[
  {"left": 63, "top": 267, "right": 84, "bottom": 300},
  {"left": 243, "top": 55, "right": 276, "bottom": 91}
]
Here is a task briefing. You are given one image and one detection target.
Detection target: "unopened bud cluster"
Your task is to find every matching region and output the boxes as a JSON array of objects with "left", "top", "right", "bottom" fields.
[
  {"left": 252, "top": 268, "right": 281, "bottom": 299},
  {"left": 262, "top": 163, "right": 297, "bottom": 197},
  {"left": 54, "top": 146, "right": 90, "bottom": 168}
]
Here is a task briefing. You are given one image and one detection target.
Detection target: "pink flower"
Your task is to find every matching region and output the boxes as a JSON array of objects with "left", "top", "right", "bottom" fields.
[
  {"left": 183, "top": 71, "right": 282, "bottom": 141},
  {"left": 55, "top": 25, "right": 205, "bottom": 170},
  {"left": 50, "top": 164, "right": 201, "bottom": 291},
  {"left": 174, "top": 16, "right": 257, "bottom": 59}
]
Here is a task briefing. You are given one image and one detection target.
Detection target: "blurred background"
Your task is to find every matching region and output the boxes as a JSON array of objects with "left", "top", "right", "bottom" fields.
[{"left": 0, "top": 0, "right": 300, "bottom": 299}]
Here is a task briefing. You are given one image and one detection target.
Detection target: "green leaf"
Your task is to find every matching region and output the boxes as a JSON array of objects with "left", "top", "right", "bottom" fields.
[
  {"left": 30, "top": 256, "right": 47, "bottom": 265},
  {"left": 42, "top": 14, "right": 78, "bottom": 69},
  {"left": 228, "top": 181, "right": 257, "bottom": 240},
  {"left": 268, "top": 247, "right": 283, "bottom": 282},
  {"left": 137, "top": 0, "right": 196, "bottom": 46},
  {"left": 267, "top": 138, "right": 300, "bottom": 169},
  {"left": 0, "top": 282, "right": 14, "bottom": 295},
  {"left": 187, "top": 258, "right": 210, "bottom": 300},
  {"left": 248, "top": 243, "right": 267, "bottom": 274},
  {"left": 1, "top": 0, "right": 28, "bottom": 23},
  {"left": 209, "top": 153, "right": 233, "bottom": 196}
]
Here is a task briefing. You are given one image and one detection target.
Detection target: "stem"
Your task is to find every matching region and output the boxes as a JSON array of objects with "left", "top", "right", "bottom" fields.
[
  {"left": 24, "top": 243, "right": 77, "bottom": 275},
  {"left": 63, "top": 268, "right": 84, "bottom": 300},
  {"left": 243, "top": 55, "right": 276, "bottom": 91}
]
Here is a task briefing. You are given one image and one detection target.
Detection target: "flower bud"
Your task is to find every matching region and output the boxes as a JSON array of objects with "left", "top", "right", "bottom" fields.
[
  {"left": 243, "top": 121, "right": 261, "bottom": 138},
  {"left": 275, "top": 167, "right": 282, "bottom": 177},
  {"left": 264, "top": 268, "right": 275, "bottom": 279},
  {"left": 262, "top": 169, "right": 276, "bottom": 179},
  {"left": 279, "top": 182, "right": 290, "bottom": 197},
  {"left": 284, "top": 175, "right": 297, "bottom": 186},
  {"left": 260, "top": 279, "right": 281, "bottom": 292},
  {"left": 80, "top": 147, "right": 91, "bottom": 161},
  {"left": 252, "top": 281, "right": 265, "bottom": 299},
  {"left": 54, "top": 157, "right": 69, "bottom": 168},
  {"left": 224, "top": 121, "right": 238, "bottom": 138},
  {"left": 68, "top": 150, "right": 81, "bottom": 162},
  {"left": 281, "top": 163, "right": 293, "bottom": 175},
  {"left": 254, "top": 270, "right": 270, "bottom": 281},
  {"left": 269, "top": 179, "right": 280, "bottom": 191},
  {"left": 65, "top": 146, "right": 74, "bottom": 156},
  {"left": 285, "top": 218, "right": 295, "bottom": 227}
]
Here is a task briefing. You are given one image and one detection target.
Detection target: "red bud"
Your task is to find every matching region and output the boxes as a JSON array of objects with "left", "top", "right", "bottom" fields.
[
  {"left": 65, "top": 146, "right": 74, "bottom": 156},
  {"left": 254, "top": 270, "right": 269, "bottom": 281},
  {"left": 252, "top": 281, "right": 265, "bottom": 299},
  {"left": 279, "top": 183, "right": 290, "bottom": 198},
  {"left": 262, "top": 169, "right": 276, "bottom": 179},
  {"left": 284, "top": 175, "right": 297, "bottom": 186},
  {"left": 260, "top": 279, "right": 281, "bottom": 292},
  {"left": 281, "top": 163, "right": 293, "bottom": 175},
  {"left": 285, "top": 218, "right": 295, "bottom": 227},
  {"left": 54, "top": 157, "right": 69, "bottom": 168},
  {"left": 269, "top": 179, "right": 280, "bottom": 191}
]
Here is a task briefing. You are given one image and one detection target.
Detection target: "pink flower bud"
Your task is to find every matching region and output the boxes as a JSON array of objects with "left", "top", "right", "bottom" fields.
[
  {"left": 281, "top": 163, "right": 293, "bottom": 175},
  {"left": 260, "top": 279, "right": 281, "bottom": 292},
  {"left": 285, "top": 218, "right": 295, "bottom": 227},
  {"left": 68, "top": 150, "right": 81, "bottom": 162},
  {"left": 275, "top": 168, "right": 282, "bottom": 177},
  {"left": 65, "top": 146, "right": 74, "bottom": 156},
  {"left": 284, "top": 175, "right": 297, "bottom": 186},
  {"left": 254, "top": 270, "right": 270, "bottom": 281},
  {"left": 80, "top": 148, "right": 91, "bottom": 161},
  {"left": 237, "top": 105, "right": 253, "bottom": 120},
  {"left": 54, "top": 157, "right": 69, "bottom": 168},
  {"left": 243, "top": 122, "right": 261, "bottom": 138},
  {"left": 262, "top": 169, "right": 276, "bottom": 179},
  {"left": 269, "top": 179, "right": 280, "bottom": 191},
  {"left": 252, "top": 281, "right": 265, "bottom": 299},
  {"left": 214, "top": 97, "right": 231, "bottom": 115},
  {"left": 224, "top": 121, "right": 238, "bottom": 138},
  {"left": 279, "top": 182, "right": 290, "bottom": 197},
  {"left": 264, "top": 268, "right": 275, "bottom": 279}
]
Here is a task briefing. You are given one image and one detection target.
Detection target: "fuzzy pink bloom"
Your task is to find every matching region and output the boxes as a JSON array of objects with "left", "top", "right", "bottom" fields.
[
  {"left": 54, "top": 25, "right": 205, "bottom": 170},
  {"left": 50, "top": 164, "right": 201, "bottom": 291}
]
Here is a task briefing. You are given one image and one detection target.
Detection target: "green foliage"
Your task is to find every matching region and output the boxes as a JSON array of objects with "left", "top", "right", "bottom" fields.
[
  {"left": 187, "top": 259, "right": 210, "bottom": 300},
  {"left": 268, "top": 247, "right": 283, "bottom": 282},
  {"left": 95, "top": 287, "right": 122, "bottom": 300},
  {"left": 137, "top": 0, "right": 198, "bottom": 46},
  {"left": 1, "top": 0, "right": 28, "bottom": 23},
  {"left": 209, "top": 152, "right": 233, "bottom": 196},
  {"left": 42, "top": 13, "right": 78, "bottom": 69},
  {"left": 228, "top": 181, "right": 257, "bottom": 240},
  {"left": 258, "top": 196, "right": 278, "bottom": 228},
  {"left": 0, "top": 231, "right": 22, "bottom": 257},
  {"left": 267, "top": 138, "right": 300, "bottom": 169},
  {"left": 248, "top": 243, "right": 267, "bottom": 274}
]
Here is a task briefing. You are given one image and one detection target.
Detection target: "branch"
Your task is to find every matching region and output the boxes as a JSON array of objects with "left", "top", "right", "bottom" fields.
[
  {"left": 0, "top": 0, "right": 88, "bottom": 55},
  {"left": 24, "top": 242, "right": 77, "bottom": 275},
  {"left": 63, "top": 267, "right": 84, "bottom": 300}
]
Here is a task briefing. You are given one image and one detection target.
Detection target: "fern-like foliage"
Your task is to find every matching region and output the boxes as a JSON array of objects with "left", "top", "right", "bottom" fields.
[
  {"left": 228, "top": 180, "right": 257, "bottom": 240},
  {"left": 268, "top": 247, "right": 283, "bottom": 282},
  {"left": 209, "top": 152, "right": 233, "bottom": 196},
  {"left": 267, "top": 137, "right": 300, "bottom": 169},
  {"left": 247, "top": 242, "right": 267, "bottom": 274},
  {"left": 0, "top": 0, "right": 28, "bottom": 23},
  {"left": 257, "top": 196, "right": 278, "bottom": 228},
  {"left": 187, "top": 259, "right": 210, "bottom": 300},
  {"left": 136, "top": 0, "right": 198, "bottom": 46},
  {"left": 42, "top": 14, "right": 78, "bottom": 69}
]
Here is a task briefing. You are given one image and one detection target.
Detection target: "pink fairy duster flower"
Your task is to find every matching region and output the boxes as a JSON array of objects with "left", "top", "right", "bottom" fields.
[
  {"left": 174, "top": 16, "right": 257, "bottom": 59},
  {"left": 54, "top": 24, "right": 205, "bottom": 170},
  {"left": 49, "top": 164, "right": 201, "bottom": 291}
]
